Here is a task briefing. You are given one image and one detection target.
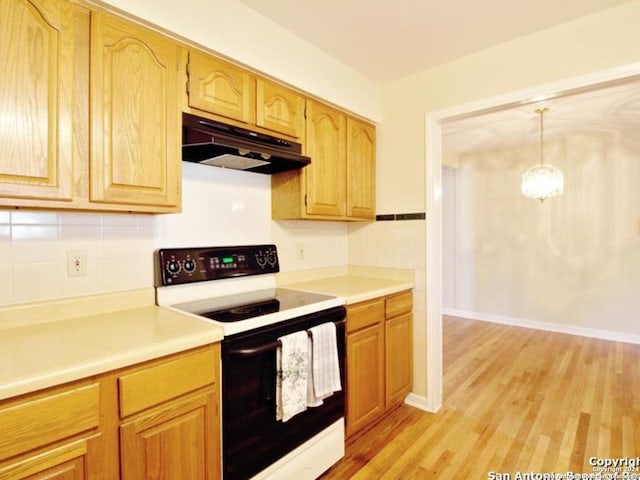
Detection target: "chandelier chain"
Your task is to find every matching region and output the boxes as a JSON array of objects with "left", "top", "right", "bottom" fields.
[
  {"left": 535, "top": 107, "right": 547, "bottom": 166},
  {"left": 539, "top": 109, "right": 543, "bottom": 165}
]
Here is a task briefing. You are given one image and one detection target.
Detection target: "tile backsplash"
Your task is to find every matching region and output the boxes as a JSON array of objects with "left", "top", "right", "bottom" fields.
[
  {"left": 0, "top": 211, "right": 155, "bottom": 305},
  {"left": 272, "top": 220, "right": 348, "bottom": 271},
  {"left": 0, "top": 163, "right": 350, "bottom": 306}
]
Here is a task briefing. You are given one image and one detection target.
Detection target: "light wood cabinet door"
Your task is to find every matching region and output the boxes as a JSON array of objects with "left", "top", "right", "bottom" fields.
[
  {"left": 0, "top": 381, "right": 100, "bottom": 480},
  {"left": 346, "top": 321, "right": 384, "bottom": 437},
  {"left": 271, "top": 105, "right": 376, "bottom": 221},
  {"left": 346, "top": 118, "right": 376, "bottom": 220},
  {"left": 305, "top": 101, "right": 346, "bottom": 217},
  {"left": 90, "top": 12, "right": 180, "bottom": 209},
  {"left": 256, "top": 79, "right": 305, "bottom": 139},
  {"left": 1, "top": 442, "right": 90, "bottom": 480},
  {"left": 188, "top": 51, "right": 254, "bottom": 124},
  {"left": 0, "top": 0, "right": 75, "bottom": 202},
  {"left": 23, "top": 456, "right": 85, "bottom": 480},
  {"left": 385, "top": 312, "right": 413, "bottom": 408},
  {"left": 345, "top": 292, "right": 412, "bottom": 437},
  {"left": 120, "top": 392, "right": 219, "bottom": 480}
]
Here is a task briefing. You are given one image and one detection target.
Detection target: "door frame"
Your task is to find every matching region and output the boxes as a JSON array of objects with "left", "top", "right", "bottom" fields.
[{"left": 423, "top": 60, "right": 640, "bottom": 412}]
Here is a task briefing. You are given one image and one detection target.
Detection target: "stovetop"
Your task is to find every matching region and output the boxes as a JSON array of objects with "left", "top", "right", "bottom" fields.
[
  {"left": 166, "top": 288, "right": 343, "bottom": 336},
  {"left": 155, "top": 245, "right": 345, "bottom": 336},
  {"left": 172, "top": 288, "right": 337, "bottom": 322}
]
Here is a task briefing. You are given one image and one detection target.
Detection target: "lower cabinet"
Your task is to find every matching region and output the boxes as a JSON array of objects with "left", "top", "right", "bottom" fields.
[
  {"left": 0, "top": 382, "right": 100, "bottom": 480},
  {"left": 0, "top": 344, "right": 221, "bottom": 480},
  {"left": 346, "top": 290, "right": 413, "bottom": 438},
  {"left": 346, "top": 299, "right": 385, "bottom": 437},
  {"left": 120, "top": 392, "right": 217, "bottom": 480},
  {"left": 118, "top": 345, "right": 220, "bottom": 480},
  {"left": 24, "top": 456, "right": 86, "bottom": 480},
  {"left": 384, "top": 292, "right": 413, "bottom": 408}
]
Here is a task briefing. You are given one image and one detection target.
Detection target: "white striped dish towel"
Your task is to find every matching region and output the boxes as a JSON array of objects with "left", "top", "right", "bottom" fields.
[
  {"left": 276, "top": 330, "right": 309, "bottom": 422},
  {"left": 307, "top": 322, "right": 342, "bottom": 404}
]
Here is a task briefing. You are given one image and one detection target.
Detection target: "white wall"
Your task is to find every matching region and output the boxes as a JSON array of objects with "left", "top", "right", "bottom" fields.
[
  {"left": 377, "top": 0, "right": 640, "bottom": 214},
  {"left": 96, "top": 0, "right": 382, "bottom": 122},
  {"left": 156, "top": 164, "right": 273, "bottom": 247},
  {"left": 441, "top": 167, "right": 457, "bottom": 310},
  {"left": 272, "top": 221, "right": 348, "bottom": 272},
  {"left": 447, "top": 130, "right": 640, "bottom": 335}
]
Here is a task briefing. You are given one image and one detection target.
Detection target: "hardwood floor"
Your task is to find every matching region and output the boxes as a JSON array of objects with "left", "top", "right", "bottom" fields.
[{"left": 321, "top": 315, "right": 640, "bottom": 479}]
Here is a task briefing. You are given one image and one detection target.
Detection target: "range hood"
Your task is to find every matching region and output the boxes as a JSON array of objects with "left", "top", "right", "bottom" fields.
[{"left": 182, "top": 112, "right": 311, "bottom": 174}]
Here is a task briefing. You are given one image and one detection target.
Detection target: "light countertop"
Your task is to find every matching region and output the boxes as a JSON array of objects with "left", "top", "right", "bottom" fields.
[
  {"left": 0, "top": 266, "right": 412, "bottom": 401},
  {"left": 278, "top": 265, "right": 414, "bottom": 304},
  {"left": 0, "top": 289, "right": 223, "bottom": 401}
]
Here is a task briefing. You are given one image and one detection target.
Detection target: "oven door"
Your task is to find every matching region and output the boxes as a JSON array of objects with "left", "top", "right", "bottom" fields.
[{"left": 221, "top": 306, "right": 346, "bottom": 480}]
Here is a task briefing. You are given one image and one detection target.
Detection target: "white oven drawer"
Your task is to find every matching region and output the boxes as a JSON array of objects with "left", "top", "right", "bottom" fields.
[{"left": 251, "top": 419, "right": 345, "bottom": 480}]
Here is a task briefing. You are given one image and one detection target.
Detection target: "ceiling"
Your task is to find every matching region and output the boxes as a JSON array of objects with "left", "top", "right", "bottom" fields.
[
  {"left": 442, "top": 79, "right": 640, "bottom": 154},
  {"left": 236, "top": 0, "right": 632, "bottom": 84}
]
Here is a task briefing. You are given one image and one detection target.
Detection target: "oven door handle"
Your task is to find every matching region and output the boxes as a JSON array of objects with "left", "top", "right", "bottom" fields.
[{"left": 228, "top": 319, "right": 345, "bottom": 357}]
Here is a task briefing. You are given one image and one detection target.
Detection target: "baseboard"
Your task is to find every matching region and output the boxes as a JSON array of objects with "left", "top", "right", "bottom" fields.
[
  {"left": 404, "top": 393, "right": 438, "bottom": 413},
  {"left": 442, "top": 308, "right": 640, "bottom": 345}
]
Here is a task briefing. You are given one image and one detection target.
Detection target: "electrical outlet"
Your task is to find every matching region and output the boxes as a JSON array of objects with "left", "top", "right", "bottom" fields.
[
  {"left": 296, "top": 243, "right": 305, "bottom": 260},
  {"left": 67, "top": 250, "right": 87, "bottom": 277}
]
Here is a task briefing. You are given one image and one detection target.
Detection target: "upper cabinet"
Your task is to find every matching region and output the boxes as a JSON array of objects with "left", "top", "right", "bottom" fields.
[
  {"left": 0, "top": 1, "right": 182, "bottom": 213},
  {"left": 305, "top": 102, "right": 346, "bottom": 217},
  {"left": 185, "top": 50, "right": 305, "bottom": 141},
  {"left": 271, "top": 100, "right": 376, "bottom": 221},
  {"left": 187, "top": 51, "right": 255, "bottom": 125},
  {"left": 256, "top": 78, "right": 306, "bottom": 140},
  {"left": 0, "top": 2, "right": 371, "bottom": 218},
  {"left": 90, "top": 12, "right": 181, "bottom": 209},
  {"left": 185, "top": 49, "right": 375, "bottom": 221},
  {"left": 346, "top": 118, "right": 376, "bottom": 220},
  {"left": 0, "top": 0, "right": 76, "bottom": 203}
]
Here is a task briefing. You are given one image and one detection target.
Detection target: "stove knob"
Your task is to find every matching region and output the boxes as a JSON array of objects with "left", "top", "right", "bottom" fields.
[
  {"left": 255, "top": 252, "right": 267, "bottom": 268},
  {"left": 267, "top": 250, "right": 278, "bottom": 266},
  {"left": 183, "top": 259, "right": 196, "bottom": 274},
  {"left": 166, "top": 259, "right": 181, "bottom": 275}
]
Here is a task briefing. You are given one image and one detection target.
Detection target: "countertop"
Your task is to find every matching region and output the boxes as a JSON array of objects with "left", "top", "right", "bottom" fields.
[
  {"left": 277, "top": 265, "right": 414, "bottom": 304},
  {"left": 0, "top": 289, "right": 223, "bottom": 401},
  {"left": 0, "top": 266, "right": 412, "bottom": 401}
]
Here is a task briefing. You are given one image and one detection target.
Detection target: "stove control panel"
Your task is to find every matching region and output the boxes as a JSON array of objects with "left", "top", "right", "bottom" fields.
[{"left": 156, "top": 244, "right": 279, "bottom": 286}]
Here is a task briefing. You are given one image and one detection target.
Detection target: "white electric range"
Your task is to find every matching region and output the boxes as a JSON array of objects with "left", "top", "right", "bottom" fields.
[{"left": 155, "top": 244, "right": 346, "bottom": 480}]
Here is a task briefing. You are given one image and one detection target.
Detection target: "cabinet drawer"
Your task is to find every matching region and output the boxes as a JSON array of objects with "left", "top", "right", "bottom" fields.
[
  {"left": 118, "top": 346, "right": 218, "bottom": 418},
  {"left": 0, "top": 383, "right": 99, "bottom": 462},
  {"left": 385, "top": 290, "right": 413, "bottom": 319},
  {"left": 347, "top": 299, "right": 384, "bottom": 333}
]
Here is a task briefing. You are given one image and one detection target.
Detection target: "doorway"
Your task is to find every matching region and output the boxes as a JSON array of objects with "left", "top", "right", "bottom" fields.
[{"left": 423, "top": 61, "right": 640, "bottom": 412}]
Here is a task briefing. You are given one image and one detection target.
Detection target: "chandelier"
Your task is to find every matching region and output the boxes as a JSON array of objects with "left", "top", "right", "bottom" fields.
[{"left": 521, "top": 108, "right": 564, "bottom": 202}]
